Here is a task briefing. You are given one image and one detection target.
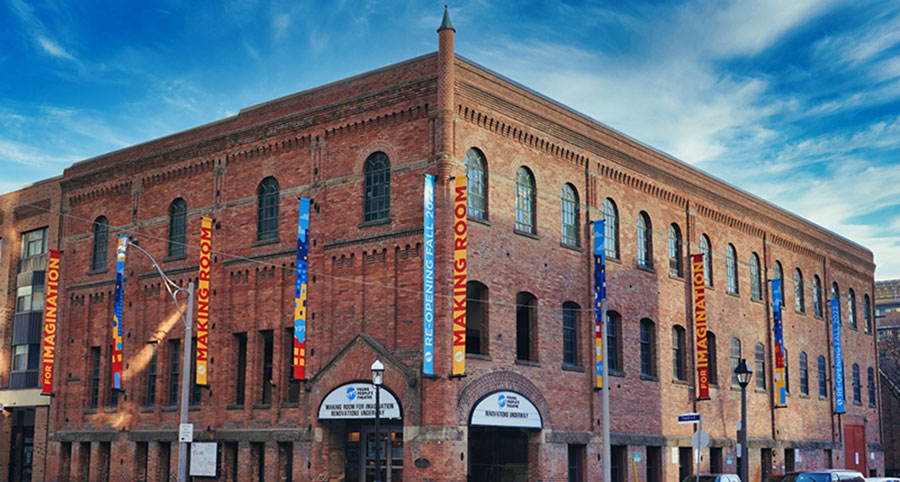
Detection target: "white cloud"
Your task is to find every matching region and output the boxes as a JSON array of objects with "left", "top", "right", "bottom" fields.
[{"left": 37, "top": 37, "right": 76, "bottom": 60}]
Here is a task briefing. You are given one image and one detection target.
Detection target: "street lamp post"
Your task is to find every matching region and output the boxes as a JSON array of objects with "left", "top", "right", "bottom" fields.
[
  {"left": 371, "top": 357, "right": 385, "bottom": 482},
  {"left": 124, "top": 239, "right": 195, "bottom": 482},
  {"left": 735, "top": 358, "right": 753, "bottom": 482}
]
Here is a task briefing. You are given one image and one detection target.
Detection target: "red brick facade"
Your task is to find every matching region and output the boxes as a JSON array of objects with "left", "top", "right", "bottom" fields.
[{"left": 0, "top": 12, "right": 884, "bottom": 482}]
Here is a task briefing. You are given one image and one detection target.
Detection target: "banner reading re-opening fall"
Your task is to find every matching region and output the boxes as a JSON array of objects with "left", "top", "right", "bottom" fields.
[
  {"left": 692, "top": 253, "right": 710, "bottom": 400},
  {"left": 196, "top": 217, "right": 212, "bottom": 386},
  {"left": 40, "top": 249, "right": 60, "bottom": 394},
  {"left": 451, "top": 175, "right": 467, "bottom": 376}
]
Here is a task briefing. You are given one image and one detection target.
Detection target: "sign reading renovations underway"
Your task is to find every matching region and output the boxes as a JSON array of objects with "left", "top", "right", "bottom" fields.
[
  {"left": 318, "top": 383, "right": 401, "bottom": 420},
  {"left": 470, "top": 391, "right": 542, "bottom": 429}
]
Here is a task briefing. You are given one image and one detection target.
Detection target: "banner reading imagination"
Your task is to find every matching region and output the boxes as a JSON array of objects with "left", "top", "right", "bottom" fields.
[
  {"left": 593, "top": 220, "right": 606, "bottom": 389},
  {"left": 692, "top": 253, "right": 710, "bottom": 400},
  {"left": 112, "top": 235, "right": 127, "bottom": 390},
  {"left": 831, "top": 298, "right": 845, "bottom": 413},
  {"left": 423, "top": 175, "right": 436, "bottom": 376},
  {"left": 40, "top": 249, "right": 60, "bottom": 394},
  {"left": 451, "top": 175, "right": 467, "bottom": 376},
  {"left": 772, "top": 278, "right": 786, "bottom": 406},
  {"left": 293, "top": 198, "right": 310, "bottom": 380},
  {"left": 196, "top": 217, "right": 212, "bottom": 386}
]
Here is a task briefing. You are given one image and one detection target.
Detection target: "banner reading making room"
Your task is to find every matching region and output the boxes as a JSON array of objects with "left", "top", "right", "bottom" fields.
[
  {"left": 294, "top": 198, "right": 311, "bottom": 380},
  {"left": 691, "top": 254, "right": 710, "bottom": 400},
  {"left": 451, "top": 175, "right": 467, "bottom": 376},
  {"left": 40, "top": 249, "right": 60, "bottom": 395},
  {"left": 112, "top": 235, "right": 128, "bottom": 390},
  {"left": 195, "top": 217, "right": 212, "bottom": 386},
  {"left": 772, "top": 278, "right": 787, "bottom": 407},
  {"left": 423, "top": 175, "right": 436, "bottom": 376},
  {"left": 593, "top": 220, "right": 605, "bottom": 390}
]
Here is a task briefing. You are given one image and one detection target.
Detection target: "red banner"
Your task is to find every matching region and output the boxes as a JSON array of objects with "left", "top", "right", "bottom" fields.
[
  {"left": 196, "top": 217, "right": 212, "bottom": 386},
  {"left": 41, "top": 250, "right": 60, "bottom": 394},
  {"left": 451, "top": 175, "right": 467, "bottom": 376},
  {"left": 692, "top": 253, "right": 709, "bottom": 400}
]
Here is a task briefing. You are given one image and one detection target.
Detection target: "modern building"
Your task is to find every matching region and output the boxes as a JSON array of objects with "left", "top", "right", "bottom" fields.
[
  {"left": 0, "top": 8, "right": 884, "bottom": 481},
  {"left": 876, "top": 279, "right": 900, "bottom": 476}
]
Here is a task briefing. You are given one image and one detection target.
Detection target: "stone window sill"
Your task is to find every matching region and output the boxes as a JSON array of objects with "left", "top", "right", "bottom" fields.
[
  {"left": 358, "top": 217, "right": 392, "bottom": 229},
  {"left": 252, "top": 236, "right": 280, "bottom": 247},
  {"left": 561, "top": 242, "right": 582, "bottom": 253},
  {"left": 468, "top": 216, "right": 490, "bottom": 226},
  {"left": 562, "top": 364, "right": 585, "bottom": 372},
  {"left": 515, "top": 359, "right": 541, "bottom": 367},
  {"left": 513, "top": 229, "right": 539, "bottom": 240}
]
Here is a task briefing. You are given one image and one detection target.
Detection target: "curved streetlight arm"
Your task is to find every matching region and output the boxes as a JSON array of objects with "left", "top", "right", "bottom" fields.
[{"left": 125, "top": 239, "right": 190, "bottom": 325}]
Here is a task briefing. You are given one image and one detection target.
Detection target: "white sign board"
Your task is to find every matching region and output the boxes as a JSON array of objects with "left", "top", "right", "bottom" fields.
[
  {"left": 470, "top": 391, "right": 542, "bottom": 429},
  {"left": 318, "top": 383, "right": 401, "bottom": 420},
  {"left": 190, "top": 442, "right": 217, "bottom": 477},
  {"left": 179, "top": 423, "right": 193, "bottom": 443},
  {"left": 691, "top": 429, "right": 710, "bottom": 449}
]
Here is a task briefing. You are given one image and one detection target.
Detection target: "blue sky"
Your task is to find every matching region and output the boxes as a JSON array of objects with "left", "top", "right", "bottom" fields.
[{"left": 2, "top": 0, "right": 900, "bottom": 279}]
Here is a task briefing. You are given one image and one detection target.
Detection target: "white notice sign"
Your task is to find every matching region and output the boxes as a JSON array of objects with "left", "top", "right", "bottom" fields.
[
  {"left": 318, "top": 383, "right": 401, "bottom": 420},
  {"left": 179, "top": 423, "right": 193, "bottom": 443},
  {"left": 470, "top": 391, "right": 542, "bottom": 429},
  {"left": 190, "top": 442, "right": 217, "bottom": 477}
]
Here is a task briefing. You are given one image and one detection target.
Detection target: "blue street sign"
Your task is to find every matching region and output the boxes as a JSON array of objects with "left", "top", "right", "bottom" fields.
[{"left": 678, "top": 413, "right": 701, "bottom": 424}]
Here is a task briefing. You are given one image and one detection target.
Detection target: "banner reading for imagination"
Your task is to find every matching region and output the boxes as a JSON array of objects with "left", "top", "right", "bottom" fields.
[
  {"left": 423, "top": 175, "right": 436, "bottom": 376},
  {"left": 451, "top": 175, "right": 467, "bottom": 376},
  {"left": 831, "top": 299, "right": 845, "bottom": 413},
  {"left": 294, "top": 198, "right": 310, "bottom": 381},
  {"left": 692, "top": 254, "right": 710, "bottom": 400},
  {"left": 40, "top": 249, "right": 60, "bottom": 395},
  {"left": 772, "top": 278, "right": 786, "bottom": 407},
  {"left": 593, "top": 220, "right": 605, "bottom": 390},
  {"left": 196, "top": 217, "right": 212, "bottom": 386},
  {"left": 112, "top": 235, "right": 127, "bottom": 390}
]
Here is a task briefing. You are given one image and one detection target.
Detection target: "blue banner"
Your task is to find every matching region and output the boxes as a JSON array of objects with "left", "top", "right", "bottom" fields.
[
  {"left": 831, "top": 299, "right": 845, "bottom": 413},
  {"left": 423, "top": 175, "right": 436, "bottom": 375},
  {"left": 112, "top": 235, "right": 127, "bottom": 390},
  {"left": 293, "top": 198, "right": 310, "bottom": 380},
  {"left": 593, "top": 220, "right": 605, "bottom": 389},
  {"left": 772, "top": 279, "right": 786, "bottom": 406}
]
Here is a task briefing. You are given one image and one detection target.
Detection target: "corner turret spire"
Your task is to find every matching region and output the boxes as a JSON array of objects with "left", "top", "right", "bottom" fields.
[{"left": 438, "top": 5, "right": 455, "bottom": 33}]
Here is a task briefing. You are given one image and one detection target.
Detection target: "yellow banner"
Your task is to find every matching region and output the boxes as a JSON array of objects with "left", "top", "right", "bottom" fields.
[
  {"left": 452, "top": 175, "right": 467, "bottom": 376},
  {"left": 196, "top": 217, "right": 212, "bottom": 386}
]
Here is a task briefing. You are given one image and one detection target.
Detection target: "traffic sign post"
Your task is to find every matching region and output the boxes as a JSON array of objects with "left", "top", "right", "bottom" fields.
[{"left": 679, "top": 413, "right": 703, "bottom": 482}]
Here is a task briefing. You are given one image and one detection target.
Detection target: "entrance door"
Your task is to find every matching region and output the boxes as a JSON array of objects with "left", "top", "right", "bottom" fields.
[
  {"left": 845, "top": 424, "right": 866, "bottom": 473},
  {"left": 345, "top": 425, "right": 403, "bottom": 482},
  {"left": 8, "top": 409, "right": 35, "bottom": 482},
  {"left": 468, "top": 426, "right": 529, "bottom": 481}
]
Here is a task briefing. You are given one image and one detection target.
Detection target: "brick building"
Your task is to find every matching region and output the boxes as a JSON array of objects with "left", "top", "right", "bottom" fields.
[
  {"left": 876, "top": 279, "right": 900, "bottom": 476},
  {"left": 0, "top": 8, "right": 884, "bottom": 481}
]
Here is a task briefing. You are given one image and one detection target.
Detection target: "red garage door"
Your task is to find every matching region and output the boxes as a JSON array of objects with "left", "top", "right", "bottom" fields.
[{"left": 844, "top": 424, "right": 866, "bottom": 473}]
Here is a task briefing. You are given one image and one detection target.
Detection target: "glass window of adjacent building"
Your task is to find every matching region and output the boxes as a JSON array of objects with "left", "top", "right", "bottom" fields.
[
  {"left": 363, "top": 152, "right": 391, "bottom": 222},
  {"left": 864, "top": 294, "right": 871, "bottom": 333},
  {"left": 817, "top": 355, "right": 827, "bottom": 397},
  {"left": 726, "top": 244, "right": 738, "bottom": 294},
  {"left": 640, "top": 319, "right": 656, "bottom": 377},
  {"left": 750, "top": 252, "right": 762, "bottom": 300},
  {"left": 515, "top": 167, "right": 536, "bottom": 234},
  {"left": 465, "top": 148, "right": 487, "bottom": 220},
  {"left": 91, "top": 216, "right": 109, "bottom": 271},
  {"left": 563, "top": 302, "right": 580, "bottom": 366},
  {"left": 755, "top": 343, "right": 766, "bottom": 390},
  {"left": 773, "top": 261, "right": 784, "bottom": 306},
  {"left": 168, "top": 198, "right": 187, "bottom": 257},
  {"left": 730, "top": 338, "right": 742, "bottom": 387},
  {"left": 672, "top": 325, "right": 686, "bottom": 381},
  {"left": 561, "top": 184, "right": 579, "bottom": 247},
  {"left": 699, "top": 234, "right": 712, "bottom": 286},
  {"left": 848, "top": 289, "right": 857, "bottom": 329},
  {"left": 21, "top": 227, "right": 48, "bottom": 258},
  {"left": 668, "top": 224, "right": 682, "bottom": 278},
  {"left": 813, "top": 275, "right": 823, "bottom": 317},
  {"left": 794, "top": 269, "right": 804, "bottom": 313},
  {"left": 602, "top": 198, "right": 618, "bottom": 258},
  {"left": 257, "top": 177, "right": 280, "bottom": 240},
  {"left": 637, "top": 212, "right": 652, "bottom": 269},
  {"left": 799, "top": 351, "right": 809, "bottom": 396}
]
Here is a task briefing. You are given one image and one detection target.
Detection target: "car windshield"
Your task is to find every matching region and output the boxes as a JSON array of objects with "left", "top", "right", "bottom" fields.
[{"left": 784, "top": 474, "right": 831, "bottom": 482}]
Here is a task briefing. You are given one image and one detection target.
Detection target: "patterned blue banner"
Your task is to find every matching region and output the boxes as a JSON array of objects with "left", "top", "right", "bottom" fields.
[
  {"left": 593, "top": 220, "right": 605, "bottom": 389},
  {"left": 293, "top": 198, "right": 310, "bottom": 380},
  {"left": 112, "top": 235, "right": 127, "bottom": 390},
  {"left": 423, "top": 175, "right": 436, "bottom": 375},
  {"left": 831, "top": 298, "right": 845, "bottom": 413},
  {"left": 772, "top": 279, "right": 786, "bottom": 406}
]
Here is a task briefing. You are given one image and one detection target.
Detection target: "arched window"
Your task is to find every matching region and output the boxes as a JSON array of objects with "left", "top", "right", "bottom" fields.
[
  {"left": 91, "top": 216, "right": 109, "bottom": 271},
  {"left": 673, "top": 325, "right": 686, "bottom": 381},
  {"left": 852, "top": 364, "right": 861, "bottom": 404},
  {"left": 465, "top": 148, "right": 487, "bottom": 220},
  {"left": 257, "top": 177, "right": 279, "bottom": 240},
  {"left": 794, "top": 269, "right": 804, "bottom": 313},
  {"left": 466, "top": 282, "right": 489, "bottom": 356},
  {"left": 868, "top": 367, "right": 876, "bottom": 406},
  {"left": 813, "top": 275, "right": 823, "bottom": 317},
  {"left": 699, "top": 234, "right": 712, "bottom": 286},
  {"left": 668, "top": 224, "right": 683, "bottom": 277},
  {"left": 602, "top": 199, "right": 619, "bottom": 258},
  {"left": 516, "top": 292, "right": 537, "bottom": 361},
  {"left": 364, "top": 152, "right": 390, "bottom": 222},
  {"left": 168, "top": 198, "right": 187, "bottom": 257},
  {"left": 607, "top": 311, "right": 622, "bottom": 373},
  {"left": 864, "top": 294, "right": 872, "bottom": 333},
  {"left": 640, "top": 319, "right": 656, "bottom": 377},
  {"left": 637, "top": 211, "right": 652, "bottom": 268},
  {"left": 562, "top": 302, "right": 580, "bottom": 366},
  {"left": 848, "top": 289, "right": 857, "bottom": 329},
  {"left": 750, "top": 253, "right": 762, "bottom": 300},
  {"left": 730, "top": 338, "right": 742, "bottom": 387},
  {"left": 754, "top": 343, "right": 766, "bottom": 390},
  {"left": 515, "top": 167, "right": 536, "bottom": 234},
  {"left": 726, "top": 244, "right": 738, "bottom": 294},
  {"left": 799, "top": 351, "right": 809, "bottom": 396},
  {"left": 773, "top": 261, "right": 784, "bottom": 306},
  {"left": 707, "top": 331, "right": 718, "bottom": 385},
  {"left": 561, "top": 184, "right": 579, "bottom": 247},
  {"left": 817, "top": 355, "right": 827, "bottom": 397}
]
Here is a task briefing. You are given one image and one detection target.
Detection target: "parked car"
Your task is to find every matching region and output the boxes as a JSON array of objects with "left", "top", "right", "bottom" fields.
[
  {"left": 779, "top": 470, "right": 865, "bottom": 482},
  {"left": 682, "top": 474, "right": 743, "bottom": 482},
  {"left": 865, "top": 478, "right": 900, "bottom": 482}
]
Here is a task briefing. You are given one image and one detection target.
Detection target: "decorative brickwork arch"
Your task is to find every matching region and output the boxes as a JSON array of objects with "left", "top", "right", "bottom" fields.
[{"left": 456, "top": 370, "right": 551, "bottom": 427}]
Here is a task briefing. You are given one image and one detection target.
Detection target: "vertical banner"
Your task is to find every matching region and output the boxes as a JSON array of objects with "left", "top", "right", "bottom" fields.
[
  {"left": 451, "top": 175, "right": 467, "bottom": 376},
  {"left": 772, "top": 278, "right": 786, "bottom": 407},
  {"left": 40, "top": 249, "right": 60, "bottom": 394},
  {"left": 112, "top": 235, "right": 127, "bottom": 390},
  {"left": 831, "top": 299, "right": 845, "bottom": 413},
  {"left": 423, "top": 175, "right": 436, "bottom": 376},
  {"left": 593, "top": 220, "right": 606, "bottom": 390},
  {"left": 293, "top": 198, "right": 310, "bottom": 381},
  {"left": 691, "top": 254, "right": 710, "bottom": 400},
  {"left": 195, "top": 217, "right": 212, "bottom": 386}
]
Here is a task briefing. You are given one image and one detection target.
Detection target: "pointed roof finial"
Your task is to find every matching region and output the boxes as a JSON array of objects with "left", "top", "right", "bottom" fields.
[{"left": 438, "top": 5, "right": 455, "bottom": 33}]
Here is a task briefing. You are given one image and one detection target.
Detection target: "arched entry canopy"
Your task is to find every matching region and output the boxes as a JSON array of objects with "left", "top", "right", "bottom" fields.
[
  {"left": 469, "top": 390, "right": 542, "bottom": 429},
  {"left": 318, "top": 382, "right": 402, "bottom": 420}
]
